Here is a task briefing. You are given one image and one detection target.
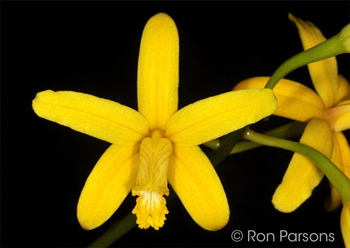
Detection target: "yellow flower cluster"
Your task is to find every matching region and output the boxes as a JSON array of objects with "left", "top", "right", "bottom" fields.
[{"left": 32, "top": 11, "right": 349, "bottom": 247}]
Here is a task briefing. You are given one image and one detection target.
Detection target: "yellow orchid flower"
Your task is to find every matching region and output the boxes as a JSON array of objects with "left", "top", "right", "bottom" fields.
[
  {"left": 234, "top": 14, "right": 350, "bottom": 213},
  {"left": 32, "top": 13, "right": 277, "bottom": 231}
]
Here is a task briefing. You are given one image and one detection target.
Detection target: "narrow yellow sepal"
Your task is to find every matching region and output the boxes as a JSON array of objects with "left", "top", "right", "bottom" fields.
[
  {"left": 325, "top": 132, "right": 350, "bottom": 211},
  {"left": 166, "top": 88, "right": 277, "bottom": 146},
  {"left": 334, "top": 75, "right": 350, "bottom": 105},
  {"left": 289, "top": 13, "right": 338, "bottom": 108},
  {"left": 168, "top": 145, "right": 229, "bottom": 231},
  {"left": 272, "top": 118, "right": 333, "bottom": 213},
  {"left": 77, "top": 144, "right": 139, "bottom": 230},
  {"left": 234, "top": 77, "right": 324, "bottom": 122},
  {"left": 341, "top": 202, "right": 350, "bottom": 248},
  {"left": 137, "top": 13, "right": 179, "bottom": 130},
  {"left": 32, "top": 90, "right": 149, "bottom": 146}
]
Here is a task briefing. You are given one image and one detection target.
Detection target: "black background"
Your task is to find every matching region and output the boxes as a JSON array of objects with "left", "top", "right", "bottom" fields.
[{"left": 2, "top": 1, "right": 350, "bottom": 247}]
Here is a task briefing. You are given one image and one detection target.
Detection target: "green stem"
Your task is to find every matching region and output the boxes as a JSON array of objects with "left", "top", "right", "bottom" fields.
[
  {"left": 265, "top": 30, "right": 348, "bottom": 90},
  {"left": 87, "top": 213, "right": 136, "bottom": 248},
  {"left": 205, "top": 127, "right": 247, "bottom": 166},
  {"left": 243, "top": 128, "right": 350, "bottom": 205},
  {"left": 203, "top": 121, "right": 306, "bottom": 154}
]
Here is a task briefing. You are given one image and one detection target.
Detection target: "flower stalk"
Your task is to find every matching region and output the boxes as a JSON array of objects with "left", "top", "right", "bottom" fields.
[
  {"left": 265, "top": 22, "right": 350, "bottom": 90},
  {"left": 203, "top": 121, "right": 306, "bottom": 154},
  {"left": 87, "top": 213, "right": 136, "bottom": 248},
  {"left": 205, "top": 127, "right": 247, "bottom": 165},
  {"left": 243, "top": 129, "right": 350, "bottom": 205}
]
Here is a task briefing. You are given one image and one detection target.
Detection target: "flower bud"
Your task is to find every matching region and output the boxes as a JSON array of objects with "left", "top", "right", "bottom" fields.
[{"left": 340, "top": 23, "right": 350, "bottom": 53}]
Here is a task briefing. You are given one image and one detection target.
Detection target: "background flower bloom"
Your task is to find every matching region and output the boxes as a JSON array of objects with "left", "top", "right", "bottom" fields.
[
  {"left": 32, "top": 13, "right": 277, "bottom": 231},
  {"left": 234, "top": 13, "right": 350, "bottom": 213}
]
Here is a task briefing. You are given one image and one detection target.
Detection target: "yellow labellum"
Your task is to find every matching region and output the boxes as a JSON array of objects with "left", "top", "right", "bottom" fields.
[{"left": 132, "top": 129, "right": 171, "bottom": 230}]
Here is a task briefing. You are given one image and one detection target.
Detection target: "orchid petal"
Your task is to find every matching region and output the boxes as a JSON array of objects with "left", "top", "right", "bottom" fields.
[
  {"left": 289, "top": 13, "right": 338, "bottom": 108},
  {"left": 166, "top": 88, "right": 277, "bottom": 146},
  {"left": 137, "top": 13, "right": 179, "bottom": 130},
  {"left": 341, "top": 202, "right": 350, "bottom": 248},
  {"left": 325, "top": 132, "right": 350, "bottom": 211},
  {"left": 272, "top": 118, "right": 333, "bottom": 213},
  {"left": 334, "top": 75, "right": 350, "bottom": 105},
  {"left": 233, "top": 77, "right": 324, "bottom": 122},
  {"left": 32, "top": 90, "right": 149, "bottom": 146},
  {"left": 77, "top": 144, "right": 139, "bottom": 230},
  {"left": 168, "top": 145, "right": 229, "bottom": 231}
]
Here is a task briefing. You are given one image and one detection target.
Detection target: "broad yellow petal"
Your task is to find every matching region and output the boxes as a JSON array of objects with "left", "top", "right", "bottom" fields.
[
  {"left": 289, "top": 13, "right": 338, "bottom": 108},
  {"left": 272, "top": 118, "right": 333, "bottom": 213},
  {"left": 335, "top": 132, "right": 350, "bottom": 180},
  {"left": 234, "top": 77, "right": 324, "bottom": 122},
  {"left": 341, "top": 202, "right": 350, "bottom": 248},
  {"left": 77, "top": 144, "right": 139, "bottom": 230},
  {"left": 137, "top": 13, "right": 179, "bottom": 130},
  {"left": 166, "top": 88, "right": 276, "bottom": 146},
  {"left": 168, "top": 145, "right": 229, "bottom": 231},
  {"left": 32, "top": 90, "right": 149, "bottom": 146},
  {"left": 334, "top": 75, "right": 350, "bottom": 105},
  {"left": 325, "top": 132, "right": 350, "bottom": 211}
]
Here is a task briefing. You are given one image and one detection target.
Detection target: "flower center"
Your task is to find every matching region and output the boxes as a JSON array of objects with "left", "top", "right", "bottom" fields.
[
  {"left": 324, "top": 100, "right": 350, "bottom": 132},
  {"left": 132, "top": 129, "right": 172, "bottom": 230}
]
